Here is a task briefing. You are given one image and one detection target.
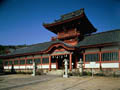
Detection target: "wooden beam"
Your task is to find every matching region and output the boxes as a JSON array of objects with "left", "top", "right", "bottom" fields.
[{"left": 69, "top": 53, "right": 72, "bottom": 71}]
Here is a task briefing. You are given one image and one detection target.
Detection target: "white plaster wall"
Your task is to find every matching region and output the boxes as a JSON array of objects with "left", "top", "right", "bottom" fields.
[
  {"left": 42, "top": 65, "right": 49, "bottom": 69},
  {"left": 101, "top": 63, "right": 119, "bottom": 68},
  {"left": 85, "top": 48, "right": 99, "bottom": 53},
  {"left": 85, "top": 63, "right": 100, "bottom": 68},
  {"left": 37, "top": 65, "right": 42, "bottom": 69},
  {"left": 19, "top": 66, "right": 26, "bottom": 69},
  {"left": 51, "top": 64, "right": 56, "bottom": 68},
  {"left": 26, "top": 65, "right": 33, "bottom": 69},
  {"left": 8, "top": 66, "right": 12, "bottom": 69},
  {"left": 77, "top": 63, "right": 80, "bottom": 68},
  {"left": 101, "top": 46, "right": 119, "bottom": 51},
  {"left": 4, "top": 66, "right": 9, "bottom": 69},
  {"left": 14, "top": 66, "right": 19, "bottom": 69}
]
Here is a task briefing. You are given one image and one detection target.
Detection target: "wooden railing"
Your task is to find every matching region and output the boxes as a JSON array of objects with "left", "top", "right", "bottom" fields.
[{"left": 57, "top": 32, "right": 80, "bottom": 39}]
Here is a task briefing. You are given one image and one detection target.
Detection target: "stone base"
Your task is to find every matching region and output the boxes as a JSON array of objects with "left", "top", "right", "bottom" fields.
[
  {"left": 31, "top": 74, "right": 35, "bottom": 76},
  {"left": 63, "top": 74, "right": 69, "bottom": 78}
]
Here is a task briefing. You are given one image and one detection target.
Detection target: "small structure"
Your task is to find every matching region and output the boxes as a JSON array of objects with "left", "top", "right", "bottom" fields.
[
  {"left": 32, "top": 61, "right": 36, "bottom": 76},
  {"left": 78, "top": 58, "right": 83, "bottom": 75},
  {"left": 63, "top": 59, "right": 69, "bottom": 78}
]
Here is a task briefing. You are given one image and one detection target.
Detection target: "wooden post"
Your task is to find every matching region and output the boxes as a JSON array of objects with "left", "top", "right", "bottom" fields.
[
  {"left": 75, "top": 56, "right": 78, "bottom": 69},
  {"left": 49, "top": 56, "right": 51, "bottom": 71},
  {"left": 83, "top": 53, "right": 85, "bottom": 69},
  {"left": 56, "top": 59, "right": 58, "bottom": 69},
  {"left": 25, "top": 56, "right": 27, "bottom": 70},
  {"left": 18, "top": 57, "right": 20, "bottom": 70},
  {"left": 119, "top": 50, "right": 120, "bottom": 69},
  {"left": 99, "top": 52, "right": 102, "bottom": 70},
  {"left": 69, "top": 53, "right": 72, "bottom": 71},
  {"left": 41, "top": 56, "right": 42, "bottom": 69}
]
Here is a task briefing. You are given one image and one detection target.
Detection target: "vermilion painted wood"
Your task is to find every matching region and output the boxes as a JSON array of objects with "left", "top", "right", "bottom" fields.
[
  {"left": 119, "top": 50, "right": 120, "bottom": 69},
  {"left": 49, "top": 56, "right": 51, "bottom": 71},
  {"left": 69, "top": 53, "right": 72, "bottom": 71},
  {"left": 43, "top": 13, "right": 84, "bottom": 27}
]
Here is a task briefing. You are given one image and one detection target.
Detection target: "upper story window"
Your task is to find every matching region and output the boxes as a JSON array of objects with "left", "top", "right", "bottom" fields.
[
  {"left": 34, "top": 58, "right": 41, "bottom": 64},
  {"left": 14, "top": 60, "right": 18, "bottom": 65},
  {"left": 101, "top": 52, "right": 118, "bottom": 61},
  {"left": 85, "top": 53, "right": 99, "bottom": 62},
  {"left": 26, "top": 59, "right": 33, "bottom": 64},
  {"left": 42, "top": 57, "right": 49, "bottom": 64},
  {"left": 20, "top": 59, "right": 25, "bottom": 65}
]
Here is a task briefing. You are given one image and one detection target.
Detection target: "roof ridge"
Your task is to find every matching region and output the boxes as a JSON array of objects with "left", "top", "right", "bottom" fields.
[{"left": 86, "top": 29, "right": 120, "bottom": 37}]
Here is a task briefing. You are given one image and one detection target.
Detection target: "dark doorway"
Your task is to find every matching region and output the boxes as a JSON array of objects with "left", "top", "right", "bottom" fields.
[
  {"left": 58, "top": 58, "right": 64, "bottom": 69},
  {"left": 52, "top": 55, "right": 69, "bottom": 69}
]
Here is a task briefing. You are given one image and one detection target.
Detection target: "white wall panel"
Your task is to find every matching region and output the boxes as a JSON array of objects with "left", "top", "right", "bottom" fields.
[
  {"left": 19, "top": 66, "right": 25, "bottom": 69},
  {"left": 37, "top": 65, "right": 42, "bottom": 69},
  {"left": 26, "top": 65, "right": 33, "bottom": 69},
  {"left": 101, "top": 63, "right": 119, "bottom": 68},
  {"left": 51, "top": 64, "right": 56, "bottom": 68},
  {"left": 42, "top": 65, "right": 49, "bottom": 68},
  {"left": 85, "top": 63, "right": 100, "bottom": 68},
  {"left": 4, "top": 66, "right": 9, "bottom": 69},
  {"left": 8, "top": 66, "right": 12, "bottom": 69},
  {"left": 14, "top": 66, "right": 19, "bottom": 69}
]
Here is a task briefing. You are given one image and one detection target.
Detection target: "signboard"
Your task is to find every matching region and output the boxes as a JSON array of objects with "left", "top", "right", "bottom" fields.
[
  {"left": 90, "top": 62, "right": 96, "bottom": 77},
  {"left": 89, "top": 62, "right": 96, "bottom": 68}
]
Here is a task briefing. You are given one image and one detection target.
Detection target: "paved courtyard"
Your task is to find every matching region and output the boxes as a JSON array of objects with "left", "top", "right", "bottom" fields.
[{"left": 0, "top": 74, "right": 120, "bottom": 90}]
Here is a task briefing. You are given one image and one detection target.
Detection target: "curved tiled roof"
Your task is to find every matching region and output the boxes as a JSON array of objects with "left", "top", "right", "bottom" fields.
[
  {"left": 2, "top": 40, "right": 73, "bottom": 57},
  {"left": 1, "top": 29, "right": 120, "bottom": 58},
  {"left": 77, "top": 29, "right": 120, "bottom": 47}
]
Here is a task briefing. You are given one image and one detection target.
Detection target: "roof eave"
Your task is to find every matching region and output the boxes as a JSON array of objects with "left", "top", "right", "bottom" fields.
[{"left": 78, "top": 42, "right": 120, "bottom": 49}]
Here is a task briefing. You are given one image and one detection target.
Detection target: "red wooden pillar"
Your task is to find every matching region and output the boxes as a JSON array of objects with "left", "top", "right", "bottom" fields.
[
  {"left": 75, "top": 56, "right": 78, "bottom": 69},
  {"left": 18, "top": 57, "right": 20, "bottom": 70},
  {"left": 56, "top": 59, "right": 58, "bottom": 69},
  {"left": 32, "top": 55, "right": 34, "bottom": 62},
  {"left": 32, "top": 55, "right": 34, "bottom": 70},
  {"left": 25, "top": 56, "right": 27, "bottom": 70},
  {"left": 25, "top": 56, "right": 27, "bottom": 65},
  {"left": 119, "top": 50, "right": 120, "bottom": 69},
  {"left": 49, "top": 56, "right": 51, "bottom": 71},
  {"left": 41, "top": 56, "right": 42, "bottom": 69},
  {"left": 69, "top": 53, "right": 72, "bottom": 71},
  {"left": 83, "top": 53, "right": 85, "bottom": 69},
  {"left": 99, "top": 52, "right": 102, "bottom": 70}
]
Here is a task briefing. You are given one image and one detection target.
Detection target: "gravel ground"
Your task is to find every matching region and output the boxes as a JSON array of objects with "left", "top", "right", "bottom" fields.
[
  {"left": 0, "top": 74, "right": 59, "bottom": 90},
  {"left": 0, "top": 74, "right": 120, "bottom": 90}
]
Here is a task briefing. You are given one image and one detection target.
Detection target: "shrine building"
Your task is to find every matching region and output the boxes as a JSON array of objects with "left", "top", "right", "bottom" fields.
[{"left": 1, "top": 8, "right": 120, "bottom": 74}]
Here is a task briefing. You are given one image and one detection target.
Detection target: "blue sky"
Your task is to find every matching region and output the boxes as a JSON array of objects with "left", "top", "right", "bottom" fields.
[{"left": 0, "top": 0, "right": 120, "bottom": 45}]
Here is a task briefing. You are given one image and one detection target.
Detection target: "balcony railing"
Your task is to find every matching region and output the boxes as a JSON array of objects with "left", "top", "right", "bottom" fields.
[{"left": 57, "top": 32, "right": 80, "bottom": 39}]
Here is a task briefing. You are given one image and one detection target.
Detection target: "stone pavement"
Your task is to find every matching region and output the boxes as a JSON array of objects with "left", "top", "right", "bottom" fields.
[
  {"left": 0, "top": 74, "right": 59, "bottom": 90},
  {"left": 0, "top": 75, "right": 120, "bottom": 90}
]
